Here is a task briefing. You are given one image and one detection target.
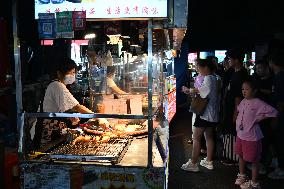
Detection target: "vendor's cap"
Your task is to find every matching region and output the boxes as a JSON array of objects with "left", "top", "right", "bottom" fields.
[{"left": 226, "top": 49, "right": 245, "bottom": 62}]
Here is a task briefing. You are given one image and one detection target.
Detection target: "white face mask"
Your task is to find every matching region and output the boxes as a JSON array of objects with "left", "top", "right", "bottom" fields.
[{"left": 63, "top": 74, "right": 76, "bottom": 85}]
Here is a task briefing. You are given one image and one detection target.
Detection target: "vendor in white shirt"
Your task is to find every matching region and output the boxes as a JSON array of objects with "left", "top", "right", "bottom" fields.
[
  {"left": 106, "top": 66, "right": 127, "bottom": 95},
  {"left": 39, "top": 57, "right": 109, "bottom": 146}
]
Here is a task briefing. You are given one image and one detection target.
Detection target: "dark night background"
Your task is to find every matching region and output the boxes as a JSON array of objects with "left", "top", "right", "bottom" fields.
[{"left": 187, "top": 0, "right": 284, "bottom": 51}]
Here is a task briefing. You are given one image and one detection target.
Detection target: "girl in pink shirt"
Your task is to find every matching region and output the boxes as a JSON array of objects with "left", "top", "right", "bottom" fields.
[{"left": 234, "top": 80, "right": 278, "bottom": 189}]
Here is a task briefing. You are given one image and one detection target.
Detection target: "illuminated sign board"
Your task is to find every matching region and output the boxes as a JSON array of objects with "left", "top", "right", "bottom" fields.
[
  {"left": 35, "top": 0, "right": 168, "bottom": 19},
  {"left": 199, "top": 51, "right": 214, "bottom": 59},
  {"left": 251, "top": 52, "right": 256, "bottom": 63},
  {"left": 188, "top": 53, "right": 197, "bottom": 63},
  {"left": 165, "top": 76, "right": 176, "bottom": 123},
  {"left": 215, "top": 50, "right": 226, "bottom": 63}
]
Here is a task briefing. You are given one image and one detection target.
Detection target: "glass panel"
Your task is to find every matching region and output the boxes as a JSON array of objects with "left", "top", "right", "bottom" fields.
[
  {"left": 23, "top": 115, "right": 149, "bottom": 164},
  {"left": 82, "top": 52, "right": 166, "bottom": 116}
]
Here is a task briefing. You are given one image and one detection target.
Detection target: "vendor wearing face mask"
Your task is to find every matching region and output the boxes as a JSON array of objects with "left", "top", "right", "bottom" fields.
[{"left": 39, "top": 57, "right": 109, "bottom": 146}]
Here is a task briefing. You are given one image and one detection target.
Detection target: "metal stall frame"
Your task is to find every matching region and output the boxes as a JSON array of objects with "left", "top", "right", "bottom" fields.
[
  {"left": 15, "top": 19, "right": 168, "bottom": 168},
  {"left": 13, "top": 4, "right": 173, "bottom": 189}
]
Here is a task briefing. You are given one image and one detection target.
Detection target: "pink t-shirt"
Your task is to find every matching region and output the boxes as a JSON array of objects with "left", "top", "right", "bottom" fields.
[
  {"left": 236, "top": 98, "right": 278, "bottom": 141},
  {"left": 194, "top": 74, "right": 205, "bottom": 88}
]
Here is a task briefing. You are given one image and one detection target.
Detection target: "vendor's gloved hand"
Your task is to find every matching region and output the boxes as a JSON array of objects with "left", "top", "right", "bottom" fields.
[{"left": 98, "top": 118, "right": 110, "bottom": 129}]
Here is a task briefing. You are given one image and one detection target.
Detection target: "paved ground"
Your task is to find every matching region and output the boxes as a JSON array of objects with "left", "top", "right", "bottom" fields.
[{"left": 168, "top": 108, "right": 284, "bottom": 189}]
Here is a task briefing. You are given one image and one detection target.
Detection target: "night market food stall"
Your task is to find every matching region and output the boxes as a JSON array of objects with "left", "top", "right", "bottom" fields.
[{"left": 14, "top": 0, "right": 187, "bottom": 188}]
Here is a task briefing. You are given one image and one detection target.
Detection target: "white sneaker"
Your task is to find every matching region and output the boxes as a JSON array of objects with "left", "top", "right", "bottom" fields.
[
  {"left": 181, "top": 159, "right": 200, "bottom": 172},
  {"left": 235, "top": 173, "right": 247, "bottom": 185},
  {"left": 200, "top": 158, "right": 214, "bottom": 170},
  {"left": 240, "top": 180, "right": 261, "bottom": 189}
]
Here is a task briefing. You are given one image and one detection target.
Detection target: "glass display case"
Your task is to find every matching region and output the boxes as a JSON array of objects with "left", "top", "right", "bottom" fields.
[
  {"left": 83, "top": 53, "right": 164, "bottom": 115},
  {"left": 20, "top": 51, "right": 169, "bottom": 160},
  {"left": 17, "top": 21, "right": 174, "bottom": 189}
]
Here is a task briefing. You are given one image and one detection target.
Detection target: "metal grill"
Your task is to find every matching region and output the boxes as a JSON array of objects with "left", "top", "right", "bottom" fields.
[{"left": 42, "top": 137, "right": 132, "bottom": 164}]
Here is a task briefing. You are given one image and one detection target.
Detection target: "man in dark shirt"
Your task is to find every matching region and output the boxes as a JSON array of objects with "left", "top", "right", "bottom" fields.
[
  {"left": 223, "top": 49, "right": 249, "bottom": 134},
  {"left": 222, "top": 56, "right": 235, "bottom": 92},
  {"left": 268, "top": 50, "right": 284, "bottom": 180},
  {"left": 220, "top": 49, "right": 248, "bottom": 165},
  {"left": 253, "top": 60, "right": 274, "bottom": 104},
  {"left": 253, "top": 59, "right": 274, "bottom": 173}
]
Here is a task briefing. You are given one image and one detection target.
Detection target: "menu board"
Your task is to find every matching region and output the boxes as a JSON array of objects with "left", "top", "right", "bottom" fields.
[{"left": 35, "top": 0, "right": 168, "bottom": 19}]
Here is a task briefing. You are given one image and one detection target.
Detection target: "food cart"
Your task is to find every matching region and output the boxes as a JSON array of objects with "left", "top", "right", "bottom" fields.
[{"left": 14, "top": 0, "right": 186, "bottom": 188}]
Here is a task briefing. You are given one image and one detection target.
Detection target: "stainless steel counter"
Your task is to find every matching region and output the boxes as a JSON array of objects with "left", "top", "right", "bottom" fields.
[{"left": 119, "top": 136, "right": 164, "bottom": 167}]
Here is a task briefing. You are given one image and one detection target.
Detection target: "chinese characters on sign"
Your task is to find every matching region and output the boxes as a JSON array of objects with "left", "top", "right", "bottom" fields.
[
  {"left": 105, "top": 6, "right": 159, "bottom": 16},
  {"left": 45, "top": 6, "right": 160, "bottom": 16},
  {"left": 35, "top": 0, "right": 167, "bottom": 19}
]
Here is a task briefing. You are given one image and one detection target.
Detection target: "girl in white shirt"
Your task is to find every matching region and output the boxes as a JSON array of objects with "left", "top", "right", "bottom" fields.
[{"left": 181, "top": 59, "right": 221, "bottom": 172}]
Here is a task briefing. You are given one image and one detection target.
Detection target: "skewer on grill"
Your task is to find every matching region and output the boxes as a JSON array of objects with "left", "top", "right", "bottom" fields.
[
  {"left": 72, "top": 135, "right": 92, "bottom": 145},
  {"left": 72, "top": 134, "right": 112, "bottom": 145}
]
